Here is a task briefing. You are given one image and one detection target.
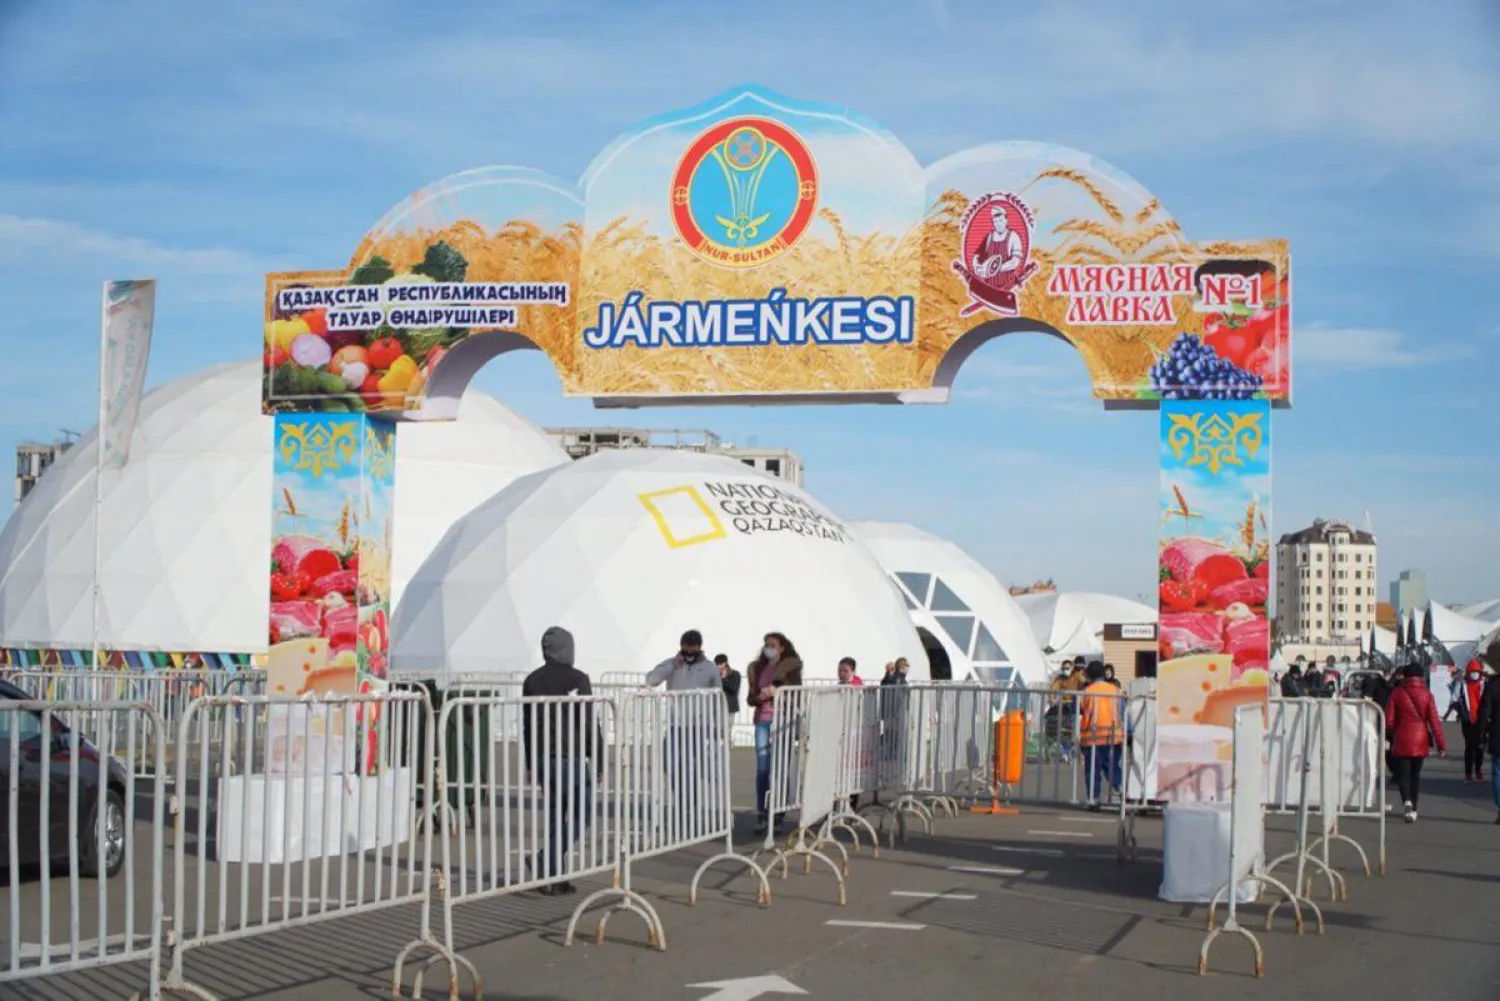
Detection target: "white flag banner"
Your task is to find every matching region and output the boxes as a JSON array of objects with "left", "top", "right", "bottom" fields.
[{"left": 99, "top": 279, "right": 156, "bottom": 469}]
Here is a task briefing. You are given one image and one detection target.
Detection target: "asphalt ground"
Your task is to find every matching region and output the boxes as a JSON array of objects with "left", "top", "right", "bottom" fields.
[{"left": 5, "top": 724, "right": 1498, "bottom": 1001}]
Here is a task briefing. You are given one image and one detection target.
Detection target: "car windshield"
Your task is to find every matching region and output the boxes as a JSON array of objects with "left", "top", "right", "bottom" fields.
[{"left": 0, "top": 707, "right": 45, "bottom": 742}]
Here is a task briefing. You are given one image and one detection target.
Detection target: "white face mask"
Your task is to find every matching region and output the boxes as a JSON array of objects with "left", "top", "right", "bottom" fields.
[
  {"left": 1469, "top": 672, "right": 1482, "bottom": 681},
  {"left": 763, "top": 646, "right": 779, "bottom": 661}
]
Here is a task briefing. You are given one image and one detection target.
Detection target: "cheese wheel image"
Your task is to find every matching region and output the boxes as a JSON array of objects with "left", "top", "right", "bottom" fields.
[
  {"left": 1158, "top": 653, "right": 1235, "bottom": 725},
  {"left": 267, "top": 637, "right": 329, "bottom": 695},
  {"left": 1197, "top": 685, "right": 1269, "bottom": 729},
  {"left": 304, "top": 666, "right": 359, "bottom": 697}
]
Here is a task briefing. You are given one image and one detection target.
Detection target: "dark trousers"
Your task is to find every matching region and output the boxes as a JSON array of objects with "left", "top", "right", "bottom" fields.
[
  {"left": 1393, "top": 756, "right": 1425, "bottom": 810},
  {"left": 1461, "top": 723, "right": 1486, "bottom": 778},
  {"left": 539, "top": 757, "right": 591, "bottom": 880},
  {"left": 1084, "top": 744, "right": 1123, "bottom": 801}
]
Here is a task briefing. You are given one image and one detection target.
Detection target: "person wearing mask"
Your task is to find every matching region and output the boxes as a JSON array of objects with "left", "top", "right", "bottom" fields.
[
  {"left": 746, "top": 632, "right": 804, "bottom": 835},
  {"left": 1455, "top": 659, "right": 1487, "bottom": 785},
  {"left": 838, "top": 657, "right": 864, "bottom": 686},
  {"left": 1103, "top": 663, "right": 1122, "bottom": 690},
  {"left": 1050, "top": 661, "right": 1075, "bottom": 692},
  {"left": 521, "top": 626, "right": 603, "bottom": 896},
  {"left": 1079, "top": 661, "right": 1124, "bottom": 811},
  {"left": 1478, "top": 666, "right": 1500, "bottom": 824},
  {"left": 716, "top": 653, "right": 741, "bottom": 718},
  {"left": 1385, "top": 662, "right": 1446, "bottom": 823},
  {"left": 646, "top": 629, "right": 720, "bottom": 691},
  {"left": 1280, "top": 665, "right": 1304, "bottom": 699}
]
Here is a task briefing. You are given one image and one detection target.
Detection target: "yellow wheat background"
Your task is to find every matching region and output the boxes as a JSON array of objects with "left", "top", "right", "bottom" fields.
[{"left": 345, "top": 173, "right": 1288, "bottom": 399}]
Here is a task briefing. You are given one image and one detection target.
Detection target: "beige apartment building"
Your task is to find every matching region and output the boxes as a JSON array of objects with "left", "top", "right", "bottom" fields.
[{"left": 1273, "top": 518, "right": 1378, "bottom": 645}]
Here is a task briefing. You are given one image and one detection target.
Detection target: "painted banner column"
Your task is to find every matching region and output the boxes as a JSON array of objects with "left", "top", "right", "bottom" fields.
[
  {"left": 268, "top": 413, "right": 395, "bottom": 698},
  {"left": 1156, "top": 400, "right": 1271, "bottom": 803}
]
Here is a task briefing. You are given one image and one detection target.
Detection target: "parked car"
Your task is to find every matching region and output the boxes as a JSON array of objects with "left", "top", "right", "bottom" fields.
[{"left": 0, "top": 679, "right": 129, "bottom": 877}]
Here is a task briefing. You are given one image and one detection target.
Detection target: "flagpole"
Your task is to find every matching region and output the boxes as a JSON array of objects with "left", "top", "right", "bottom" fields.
[{"left": 92, "top": 283, "right": 107, "bottom": 671}]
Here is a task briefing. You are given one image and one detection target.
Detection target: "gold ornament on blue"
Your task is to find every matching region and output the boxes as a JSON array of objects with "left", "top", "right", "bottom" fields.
[
  {"left": 1165, "top": 410, "right": 1264, "bottom": 476},
  {"left": 276, "top": 419, "right": 359, "bottom": 478}
]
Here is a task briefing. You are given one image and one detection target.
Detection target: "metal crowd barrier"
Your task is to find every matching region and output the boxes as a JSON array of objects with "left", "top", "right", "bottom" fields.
[
  {"left": 1, "top": 701, "right": 167, "bottom": 991},
  {"left": 154, "top": 691, "right": 461, "bottom": 1001},
  {"left": 1264, "top": 697, "right": 1386, "bottom": 882},
  {"left": 0, "top": 669, "right": 266, "bottom": 783}
]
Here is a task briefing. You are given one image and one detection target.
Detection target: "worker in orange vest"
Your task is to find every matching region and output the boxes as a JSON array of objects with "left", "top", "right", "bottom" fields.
[{"left": 1079, "top": 661, "right": 1124, "bottom": 812}]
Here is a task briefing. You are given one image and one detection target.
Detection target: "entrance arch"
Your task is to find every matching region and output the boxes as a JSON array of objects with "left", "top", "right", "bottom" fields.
[{"left": 258, "top": 83, "right": 1289, "bottom": 805}]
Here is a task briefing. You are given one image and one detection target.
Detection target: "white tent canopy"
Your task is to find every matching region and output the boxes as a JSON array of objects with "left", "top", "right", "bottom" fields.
[
  {"left": 391, "top": 450, "right": 927, "bottom": 685},
  {"left": 849, "top": 521, "right": 1050, "bottom": 688},
  {"left": 1430, "top": 603, "right": 1495, "bottom": 645},
  {"left": 1014, "top": 591, "right": 1157, "bottom": 665},
  {"left": 1458, "top": 599, "right": 1500, "bottom": 625},
  {"left": 0, "top": 360, "right": 567, "bottom": 654}
]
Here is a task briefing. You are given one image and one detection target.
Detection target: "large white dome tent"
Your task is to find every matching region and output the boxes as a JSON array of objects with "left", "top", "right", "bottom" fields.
[
  {"left": 1014, "top": 590, "right": 1158, "bottom": 668},
  {"left": 849, "top": 521, "right": 1050, "bottom": 688},
  {"left": 0, "top": 360, "right": 567, "bottom": 666},
  {"left": 391, "top": 450, "right": 927, "bottom": 685}
]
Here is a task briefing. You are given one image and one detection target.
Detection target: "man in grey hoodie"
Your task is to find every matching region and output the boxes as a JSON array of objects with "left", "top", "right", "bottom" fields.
[
  {"left": 645, "top": 629, "right": 720, "bottom": 691},
  {"left": 522, "top": 626, "right": 602, "bottom": 897}
]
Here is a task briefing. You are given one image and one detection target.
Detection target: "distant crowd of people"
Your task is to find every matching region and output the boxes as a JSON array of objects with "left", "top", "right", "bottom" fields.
[{"left": 1277, "top": 658, "right": 1500, "bottom": 826}]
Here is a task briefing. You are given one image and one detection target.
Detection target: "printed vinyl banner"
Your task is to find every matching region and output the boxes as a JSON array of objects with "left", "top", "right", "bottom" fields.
[
  {"left": 262, "top": 85, "right": 1290, "bottom": 418},
  {"left": 1156, "top": 399, "right": 1271, "bottom": 803},
  {"left": 269, "top": 414, "right": 394, "bottom": 698},
  {"left": 100, "top": 279, "right": 156, "bottom": 468}
]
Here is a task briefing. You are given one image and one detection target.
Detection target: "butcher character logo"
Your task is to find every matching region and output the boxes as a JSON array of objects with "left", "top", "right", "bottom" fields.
[{"left": 953, "top": 192, "right": 1039, "bottom": 317}]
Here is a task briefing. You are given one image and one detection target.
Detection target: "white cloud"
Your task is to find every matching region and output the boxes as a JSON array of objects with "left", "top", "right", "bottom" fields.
[
  {"left": 1296, "top": 322, "right": 1472, "bottom": 370},
  {"left": 0, "top": 215, "right": 261, "bottom": 279}
]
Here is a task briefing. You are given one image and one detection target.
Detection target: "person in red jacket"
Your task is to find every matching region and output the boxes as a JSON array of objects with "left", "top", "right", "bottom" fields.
[{"left": 1385, "top": 663, "right": 1447, "bottom": 823}]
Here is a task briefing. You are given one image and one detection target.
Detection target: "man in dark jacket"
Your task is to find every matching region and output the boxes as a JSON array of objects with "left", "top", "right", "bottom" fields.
[
  {"left": 1478, "top": 669, "right": 1500, "bottom": 824},
  {"left": 716, "top": 653, "right": 741, "bottom": 717},
  {"left": 1279, "top": 665, "right": 1304, "bottom": 698},
  {"left": 521, "top": 626, "right": 603, "bottom": 896}
]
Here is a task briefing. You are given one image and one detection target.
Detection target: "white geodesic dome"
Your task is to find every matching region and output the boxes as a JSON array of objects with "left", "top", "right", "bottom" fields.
[
  {"left": 390, "top": 450, "right": 927, "bottom": 684},
  {"left": 0, "top": 360, "right": 566, "bottom": 654},
  {"left": 849, "top": 521, "right": 1050, "bottom": 688}
]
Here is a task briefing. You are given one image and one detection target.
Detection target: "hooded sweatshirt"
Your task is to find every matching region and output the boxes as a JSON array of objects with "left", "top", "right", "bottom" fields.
[{"left": 522, "top": 627, "right": 603, "bottom": 766}]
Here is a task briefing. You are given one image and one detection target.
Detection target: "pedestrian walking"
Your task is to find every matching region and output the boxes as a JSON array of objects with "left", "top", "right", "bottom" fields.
[
  {"left": 1385, "top": 663, "right": 1446, "bottom": 823},
  {"left": 521, "top": 626, "right": 603, "bottom": 896},
  {"left": 746, "top": 632, "right": 804, "bottom": 835},
  {"left": 1477, "top": 669, "right": 1500, "bottom": 824},
  {"left": 1455, "top": 660, "right": 1487, "bottom": 784}
]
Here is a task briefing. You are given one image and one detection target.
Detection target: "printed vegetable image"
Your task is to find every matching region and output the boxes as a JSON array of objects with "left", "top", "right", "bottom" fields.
[
  {"left": 1159, "top": 578, "right": 1207, "bottom": 613},
  {"left": 366, "top": 337, "right": 404, "bottom": 371},
  {"left": 358, "top": 372, "right": 386, "bottom": 406},
  {"left": 349, "top": 255, "right": 395, "bottom": 286},
  {"left": 301, "top": 309, "right": 329, "bottom": 336},
  {"left": 290, "top": 334, "right": 332, "bottom": 368},
  {"left": 409, "top": 240, "right": 468, "bottom": 284},
  {"left": 266, "top": 317, "right": 310, "bottom": 354}
]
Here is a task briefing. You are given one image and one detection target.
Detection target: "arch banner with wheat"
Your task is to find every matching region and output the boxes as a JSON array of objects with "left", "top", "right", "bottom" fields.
[{"left": 259, "top": 85, "right": 1291, "bottom": 419}]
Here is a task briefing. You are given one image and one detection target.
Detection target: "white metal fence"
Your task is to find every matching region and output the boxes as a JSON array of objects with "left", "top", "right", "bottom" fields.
[
  {"left": 1, "top": 700, "right": 167, "bottom": 988},
  {"left": 4, "top": 670, "right": 1398, "bottom": 999}
]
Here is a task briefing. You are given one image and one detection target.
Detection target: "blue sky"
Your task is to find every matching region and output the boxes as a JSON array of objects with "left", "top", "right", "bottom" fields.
[{"left": 2, "top": 0, "right": 1497, "bottom": 606}]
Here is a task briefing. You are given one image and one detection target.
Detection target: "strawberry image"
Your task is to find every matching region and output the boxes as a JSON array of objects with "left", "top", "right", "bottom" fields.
[
  {"left": 1159, "top": 577, "right": 1207, "bottom": 613},
  {"left": 271, "top": 569, "right": 308, "bottom": 601},
  {"left": 296, "top": 547, "right": 342, "bottom": 583}
]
